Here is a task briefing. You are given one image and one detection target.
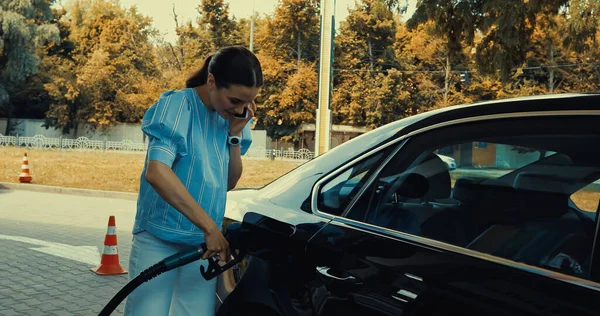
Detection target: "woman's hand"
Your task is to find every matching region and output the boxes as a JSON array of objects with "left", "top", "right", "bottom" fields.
[
  {"left": 229, "top": 101, "right": 256, "bottom": 136},
  {"left": 202, "top": 224, "right": 231, "bottom": 263}
]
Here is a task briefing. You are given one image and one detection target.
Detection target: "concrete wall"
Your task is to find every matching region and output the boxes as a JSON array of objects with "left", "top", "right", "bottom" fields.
[
  {"left": 495, "top": 144, "right": 542, "bottom": 169},
  {"left": 0, "top": 118, "right": 268, "bottom": 148}
]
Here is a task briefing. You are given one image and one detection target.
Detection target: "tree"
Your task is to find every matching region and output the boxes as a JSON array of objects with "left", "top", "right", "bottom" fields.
[
  {"left": 562, "top": 0, "right": 600, "bottom": 55},
  {"left": 171, "top": 0, "right": 242, "bottom": 77},
  {"left": 261, "top": 62, "right": 319, "bottom": 142},
  {"left": 331, "top": 0, "right": 400, "bottom": 127},
  {"left": 336, "top": 0, "right": 398, "bottom": 71},
  {"left": 262, "top": 0, "right": 321, "bottom": 64},
  {"left": 524, "top": 12, "right": 568, "bottom": 93},
  {"left": 251, "top": 0, "right": 321, "bottom": 141},
  {"left": 0, "top": 0, "right": 60, "bottom": 135},
  {"left": 331, "top": 69, "right": 413, "bottom": 128},
  {"left": 44, "top": 0, "right": 161, "bottom": 135},
  {"left": 395, "top": 21, "right": 447, "bottom": 107},
  {"left": 199, "top": 0, "right": 241, "bottom": 48},
  {"left": 175, "top": 20, "right": 215, "bottom": 72},
  {"left": 408, "top": 0, "right": 480, "bottom": 103},
  {"left": 408, "top": 0, "right": 600, "bottom": 84}
]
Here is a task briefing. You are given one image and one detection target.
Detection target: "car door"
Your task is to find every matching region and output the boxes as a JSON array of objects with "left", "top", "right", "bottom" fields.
[{"left": 305, "top": 112, "right": 600, "bottom": 316}]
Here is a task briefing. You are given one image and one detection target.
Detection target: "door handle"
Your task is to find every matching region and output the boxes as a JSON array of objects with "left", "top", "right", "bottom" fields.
[{"left": 316, "top": 266, "right": 357, "bottom": 282}]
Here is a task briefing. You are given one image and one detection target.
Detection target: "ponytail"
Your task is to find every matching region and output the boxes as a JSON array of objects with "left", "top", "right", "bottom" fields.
[
  {"left": 185, "top": 55, "right": 213, "bottom": 88},
  {"left": 185, "top": 46, "right": 263, "bottom": 89}
]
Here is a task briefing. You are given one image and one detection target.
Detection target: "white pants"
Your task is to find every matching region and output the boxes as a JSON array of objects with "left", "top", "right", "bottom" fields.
[{"left": 123, "top": 231, "right": 217, "bottom": 316}]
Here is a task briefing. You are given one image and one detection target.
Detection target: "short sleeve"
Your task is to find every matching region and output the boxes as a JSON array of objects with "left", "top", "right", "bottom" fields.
[
  {"left": 141, "top": 90, "right": 191, "bottom": 167},
  {"left": 240, "top": 117, "right": 254, "bottom": 156}
]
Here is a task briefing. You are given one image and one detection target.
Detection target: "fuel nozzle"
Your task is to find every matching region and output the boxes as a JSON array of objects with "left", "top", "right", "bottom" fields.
[{"left": 200, "top": 222, "right": 246, "bottom": 281}]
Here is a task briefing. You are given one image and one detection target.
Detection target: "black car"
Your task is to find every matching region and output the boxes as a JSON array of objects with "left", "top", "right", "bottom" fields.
[{"left": 216, "top": 93, "right": 600, "bottom": 315}]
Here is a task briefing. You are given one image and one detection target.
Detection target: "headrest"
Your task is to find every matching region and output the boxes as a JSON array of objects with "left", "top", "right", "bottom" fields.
[
  {"left": 452, "top": 177, "right": 515, "bottom": 208},
  {"left": 395, "top": 173, "right": 429, "bottom": 199},
  {"left": 513, "top": 172, "right": 569, "bottom": 218},
  {"left": 514, "top": 172, "right": 569, "bottom": 194},
  {"left": 402, "top": 152, "right": 451, "bottom": 200}
]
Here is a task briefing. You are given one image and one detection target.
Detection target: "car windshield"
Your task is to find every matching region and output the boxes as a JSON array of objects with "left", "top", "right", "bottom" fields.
[{"left": 256, "top": 114, "right": 429, "bottom": 211}]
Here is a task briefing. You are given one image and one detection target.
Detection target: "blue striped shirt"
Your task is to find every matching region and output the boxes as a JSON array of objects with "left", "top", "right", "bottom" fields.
[{"left": 133, "top": 88, "right": 253, "bottom": 246}]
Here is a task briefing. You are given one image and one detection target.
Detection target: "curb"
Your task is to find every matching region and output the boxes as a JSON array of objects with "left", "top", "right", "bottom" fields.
[{"left": 0, "top": 182, "right": 139, "bottom": 201}]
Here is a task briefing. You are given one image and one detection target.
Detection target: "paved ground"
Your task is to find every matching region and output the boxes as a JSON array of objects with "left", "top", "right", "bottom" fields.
[{"left": 0, "top": 189, "right": 137, "bottom": 315}]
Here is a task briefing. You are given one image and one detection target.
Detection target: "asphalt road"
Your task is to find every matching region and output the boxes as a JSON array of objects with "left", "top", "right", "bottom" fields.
[{"left": 0, "top": 189, "right": 137, "bottom": 315}]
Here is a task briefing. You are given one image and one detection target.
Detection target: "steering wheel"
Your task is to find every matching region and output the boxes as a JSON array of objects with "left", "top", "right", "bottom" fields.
[
  {"left": 371, "top": 175, "right": 407, "bottom": 219},
  {"left": 374, "top": 172, "right": 431, "bottom": 216}
]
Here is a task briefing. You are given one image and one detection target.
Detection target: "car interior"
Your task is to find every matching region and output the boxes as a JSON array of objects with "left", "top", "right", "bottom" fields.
[{"left": 365, "top": 136, "right": 600, "bottom": 279}]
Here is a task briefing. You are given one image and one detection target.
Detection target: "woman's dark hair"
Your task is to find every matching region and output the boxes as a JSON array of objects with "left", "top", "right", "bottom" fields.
[{"left": 185, "top": 46, "right": 263, "bottom": 89}]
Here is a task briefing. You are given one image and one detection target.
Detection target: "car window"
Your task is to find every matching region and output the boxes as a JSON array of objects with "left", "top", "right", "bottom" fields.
[
  {"left": 344, "top": 135, "right": 600, "bottom": 281},
  {"left": 316, "top": 152, "right": 385, "bottom": 216}
]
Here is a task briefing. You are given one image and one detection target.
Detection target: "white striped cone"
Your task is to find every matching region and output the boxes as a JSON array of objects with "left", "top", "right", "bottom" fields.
[
  {"left": 91, "top": 216, "right": 127, "bottom": 275},
  {"left": 19, "top": 152, "right": 32, "bottom": 183}
]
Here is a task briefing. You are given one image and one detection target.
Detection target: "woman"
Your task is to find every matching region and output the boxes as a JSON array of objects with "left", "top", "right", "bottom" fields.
[{"left": 123, "top": 46, "right": 262, "bottom": 315}]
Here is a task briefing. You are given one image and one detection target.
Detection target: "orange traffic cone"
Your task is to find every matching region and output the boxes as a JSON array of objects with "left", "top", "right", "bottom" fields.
[
  {"left": 19, "top": 152, "right": 32, "bottom": 183},
  {"left": 92, "top": 216, "right": 127, "bottom": 275}
]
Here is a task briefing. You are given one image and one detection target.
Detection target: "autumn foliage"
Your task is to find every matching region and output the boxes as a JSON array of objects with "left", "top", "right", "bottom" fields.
[{"left": 2, "top": 0, "right": 600, "bottom": 142}]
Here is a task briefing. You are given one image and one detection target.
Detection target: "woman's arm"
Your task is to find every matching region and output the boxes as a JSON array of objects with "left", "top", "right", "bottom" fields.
[
  {"left": 145, "top": 160, "right": 230, "bottom": 262},
  {"left": 141, "top": 91, "right": 229, "bottom": 262},
  {"left": 227, "top": 132, "right": 243, "bottom": 191},
  {"left": 227, "top": 102, "right": 256, "bottom": 190}
]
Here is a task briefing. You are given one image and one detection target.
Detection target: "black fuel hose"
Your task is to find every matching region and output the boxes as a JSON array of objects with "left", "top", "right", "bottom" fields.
[{"left": 98, "top": 246, "right": 206, "bottom": 316}]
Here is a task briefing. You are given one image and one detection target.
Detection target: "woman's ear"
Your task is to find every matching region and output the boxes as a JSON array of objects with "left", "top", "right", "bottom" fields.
[{"left": 207, "top": 73, "right": 215, "bottom": 90}]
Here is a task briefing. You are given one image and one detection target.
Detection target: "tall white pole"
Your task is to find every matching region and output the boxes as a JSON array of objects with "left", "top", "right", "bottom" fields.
[
  {"left": 249, "top": 0, "right": 255, "bottom": 52},
  {"left": 315, "top": 0, "right": 335, "bottom": 156}
]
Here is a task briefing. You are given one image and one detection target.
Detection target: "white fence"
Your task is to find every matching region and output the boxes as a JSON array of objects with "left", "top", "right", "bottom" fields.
[{"left": 0, "top": 133, "right": 315, "bottom": 161}]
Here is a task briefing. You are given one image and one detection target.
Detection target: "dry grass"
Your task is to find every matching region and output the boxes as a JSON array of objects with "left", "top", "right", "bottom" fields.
[
  {"left": 0, "top": 148, "right": 300, "bottom": 193},
  {"left": 571, "top": 190, "right": 600, "bottom": 213},
  {"left": 2, "top": 147, "right": 598, "bottom": 213}
]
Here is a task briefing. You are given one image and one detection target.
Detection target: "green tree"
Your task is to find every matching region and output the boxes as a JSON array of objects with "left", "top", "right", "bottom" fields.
[
  {"left": 562, "top": 0, "right": 600, "bottom": 54},
  {"left": 175, "top": 20, "right": 214, "bottom": 72},
  {"left": 0, "top": 0, "right": 60, "bottom": 135},
  {"left": 8, "top": 7, "right": 76, "bottom": 122},
  {"left": 395, "top": 21, "right": 448, "bottom": 108},
  {"left": 407, "top": 0, "right": 476, "bottom": 104},
  {"left": 259, "top": 61, "right": 318, "bottom": 142},
  {"left": 199, "top": 0, "right": 241, "bottom": 48},
  {"left": 262, "top": 0, "right": 321, "bottom": 64},
  {"left": 336, "top": 0, "right": 398, "bottom": 71},
  {"left": 408, "top": 0, "right": 600, "bottom": 84},
  {"left": 251, "top": 0, "right": 321, "bottom": 142},
  {"left": 331, "top": 0, "right": 400, "bottom": 127},
  {"left": 44, "top": 0, "right": 161, "bottom": 135}
]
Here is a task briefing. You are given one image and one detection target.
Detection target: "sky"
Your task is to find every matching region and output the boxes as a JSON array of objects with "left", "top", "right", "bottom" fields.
[{"left": 104, "top": 0, "right": 418, "bottom": 44}]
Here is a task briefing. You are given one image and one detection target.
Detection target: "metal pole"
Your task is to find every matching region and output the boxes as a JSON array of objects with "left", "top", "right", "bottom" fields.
[
  {"left": 249, "top": 0, "right": 255, "bottom": 52},
  {"left": 315, "top": 0, "right": 335, "bottom": 156}
]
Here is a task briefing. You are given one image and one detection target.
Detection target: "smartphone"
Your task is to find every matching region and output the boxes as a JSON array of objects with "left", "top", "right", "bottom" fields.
[{"left": 233, "top": 107, "right": 249, "bottom": 120}]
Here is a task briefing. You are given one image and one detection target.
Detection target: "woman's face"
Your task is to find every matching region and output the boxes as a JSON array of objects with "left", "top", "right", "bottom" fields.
[{"left": 208, "top": 74, "right": 260, "bottom": 120}]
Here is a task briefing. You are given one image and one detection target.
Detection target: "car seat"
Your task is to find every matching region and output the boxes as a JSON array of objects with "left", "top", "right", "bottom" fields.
[
  {"left": 418, "top": 176, "right": 515, "bottom": 247},
  {"left": 465, "top": 172, "right": 592, "bottom": 277},
  {"left": 369, "top": 152, "right": 453, "bottom": 236},
  {"left": 367, "top": 153, "right": 451, "bottom": 235}
]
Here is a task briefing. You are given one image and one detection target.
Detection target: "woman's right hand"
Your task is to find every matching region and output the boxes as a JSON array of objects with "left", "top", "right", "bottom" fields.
[{"left": 202, "top": 224, "right": 230, "bottom": 263}]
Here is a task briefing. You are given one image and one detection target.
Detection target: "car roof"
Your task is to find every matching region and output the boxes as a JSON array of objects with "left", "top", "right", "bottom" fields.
[
  {"left": 258, "top": 93, "right": 600, "bottom": 206},
  {"left": 326, "top": 93, "right": 600, "bottom": 164},
  {"left": 391, "top": 92, "right": 600, "bottom": 136}
]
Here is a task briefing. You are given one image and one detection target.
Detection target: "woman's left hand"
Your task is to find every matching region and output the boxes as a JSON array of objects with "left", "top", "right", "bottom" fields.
[{"left": 229, "top": 101, "right": 256, "bottom": 136}]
